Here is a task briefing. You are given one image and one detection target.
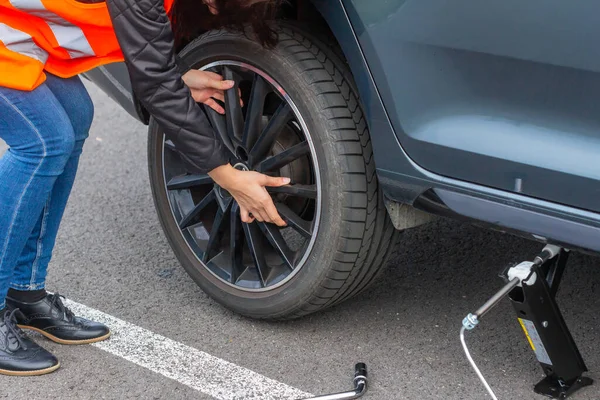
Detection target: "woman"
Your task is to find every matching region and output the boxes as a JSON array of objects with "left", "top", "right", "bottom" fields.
[{"left": 0, "top": 0, "right": 285, "bottom": 376}]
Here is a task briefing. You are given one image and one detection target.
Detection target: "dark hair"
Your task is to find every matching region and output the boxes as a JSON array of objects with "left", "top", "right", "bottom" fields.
[{"left": 169, "top": 0, "right": 282, "bottom": 49}]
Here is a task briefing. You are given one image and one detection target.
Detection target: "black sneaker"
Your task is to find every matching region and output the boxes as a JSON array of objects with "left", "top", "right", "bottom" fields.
[
  {"left": 6, "top": 293, "right": 110, "bottom": 345},
  {"left": 0, "top": 309, "right": 60, "bottom": 376}
]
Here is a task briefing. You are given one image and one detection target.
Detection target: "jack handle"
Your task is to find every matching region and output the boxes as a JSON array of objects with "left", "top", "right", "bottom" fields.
[{"left": 299, "top": 363, "right": 368, "bottom": 400}]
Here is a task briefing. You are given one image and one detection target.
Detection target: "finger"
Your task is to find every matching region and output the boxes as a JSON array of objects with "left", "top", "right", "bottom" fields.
[
  {"left": 240, "top": 207, "right": 253, "bottom": 223},
  {"left": 209, "top": 79, "right": 235, "bottom": 90},
  {"left": 212, "top": 91, "right": 225, "bottom": 103},
  {"left": 262, "top": 175, "right": 291, "bottom": 187},
  {"left": 204, "top": 98, "right": 225, "bottom": 114},
  {"left": 251, "top": 210, "right": 266, "bottom": 223},
  {"left": 264, "top": 201, "right": 287, "bottom": 227},
  {"left": 238, "top": 88, "right": 244, "bottom": 107},
  {"left": 202, "top": 70, "right": 224, "bottom": 81}
]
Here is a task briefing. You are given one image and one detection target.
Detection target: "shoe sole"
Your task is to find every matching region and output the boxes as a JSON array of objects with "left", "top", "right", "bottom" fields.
[
  {"left": 17, "top": 325, "right": 111, "bottom": 345},
  {"left": 0, "top": 362, "right": 60, "bottom": 376}
]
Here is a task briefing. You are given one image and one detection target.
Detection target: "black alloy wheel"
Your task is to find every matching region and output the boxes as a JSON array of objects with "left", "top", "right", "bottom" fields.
[{"left": 163, "top": 62, "right": 321, "bottom": 291}]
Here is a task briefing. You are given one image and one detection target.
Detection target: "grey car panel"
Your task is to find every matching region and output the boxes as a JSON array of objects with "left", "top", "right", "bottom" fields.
[{"left": 341, "top": 0, "right": 600, "bottom": 212}]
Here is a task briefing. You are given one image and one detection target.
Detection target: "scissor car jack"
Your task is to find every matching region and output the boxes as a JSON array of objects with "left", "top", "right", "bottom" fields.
[{"left": 463, "top": 245, "right": 593, "bottom": 399}]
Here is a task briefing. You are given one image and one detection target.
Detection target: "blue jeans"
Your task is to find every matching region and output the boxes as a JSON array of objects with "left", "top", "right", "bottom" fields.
[{"left": 0, "top": 73, "right": 93, "bottom": 309}]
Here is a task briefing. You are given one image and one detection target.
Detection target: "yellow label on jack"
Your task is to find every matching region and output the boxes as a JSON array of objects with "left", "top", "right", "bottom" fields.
[
  {"left": 518, "top": 318, "right": 553, "bottom": 365},
  {"left": 518, "top": 318, "right": 536, "bottom": 351}
]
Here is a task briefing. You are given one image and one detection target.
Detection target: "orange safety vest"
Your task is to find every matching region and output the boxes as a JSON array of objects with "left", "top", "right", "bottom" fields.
[{"left": 0, "top": 0, "right": 174, "bottom": 91}]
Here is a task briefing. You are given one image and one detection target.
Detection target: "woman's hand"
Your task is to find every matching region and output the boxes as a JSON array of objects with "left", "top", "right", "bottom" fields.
[
  {"left": 181, "top": 70, "right": 241, "bottom": 114},
  {"left": 208, "top": 164, "right": 289, "bottom": 226}
]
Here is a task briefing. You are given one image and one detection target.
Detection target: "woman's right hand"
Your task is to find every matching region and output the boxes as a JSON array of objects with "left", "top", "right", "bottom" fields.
[{"left": 208, "top": 164, "right": 289, "bottom": 226}]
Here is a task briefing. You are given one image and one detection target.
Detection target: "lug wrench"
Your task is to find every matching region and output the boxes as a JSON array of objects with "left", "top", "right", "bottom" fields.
[{"left": 299, "top": 363, "right": 368, "bottom": 400}]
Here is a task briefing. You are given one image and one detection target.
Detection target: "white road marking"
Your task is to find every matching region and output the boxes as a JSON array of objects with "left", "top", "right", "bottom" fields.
[{"left": 64, "top": 299, "right": 312, "bottom": 400}]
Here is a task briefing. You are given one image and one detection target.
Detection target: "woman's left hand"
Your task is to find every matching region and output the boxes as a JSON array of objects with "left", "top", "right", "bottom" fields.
[{"left": 182, "top": 70, "right": 241, "bottom": 114}]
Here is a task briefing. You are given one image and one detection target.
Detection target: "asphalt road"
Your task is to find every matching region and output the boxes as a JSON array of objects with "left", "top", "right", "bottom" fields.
[{"left": 1, "top": 82, "right": 600, "bottom": 400}]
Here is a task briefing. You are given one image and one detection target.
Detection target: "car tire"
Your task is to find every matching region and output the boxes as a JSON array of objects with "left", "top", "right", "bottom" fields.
[{"left": 147, "top": 23, "right": 399, "bottom": 320}]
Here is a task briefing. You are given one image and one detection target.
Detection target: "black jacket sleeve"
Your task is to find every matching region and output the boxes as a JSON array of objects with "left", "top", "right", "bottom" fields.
[{"left": 106, "top": 0, "right": 229, "bottom": 174}]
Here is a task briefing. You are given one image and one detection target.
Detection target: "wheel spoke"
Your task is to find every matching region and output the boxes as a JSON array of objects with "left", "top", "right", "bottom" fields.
[
  {"left": 202, "top": 205, "right": 230, "bottom": 263},
  {"left": 242, "top": 75, "right": 270, "bottom": 151},
  {"left": 230, "top": 203, "right": 245, "bottom": 283},
  {"left": 276, "top": 203, "right": 313, "bottom": 238},
  {"left": 243, "top": 222, "right": 269, "bottom": 287},
  {"left": 257, "top": 141, "right": 310, "bottom": 173},
  {"left": 248, "top": 103, "right": 293, "bottom": 166},
  {"left": 223, "top": 67, "right": 244, "bottom": 143},
  {"left": 267, "top": 184, "right": 317, "bottom": 199},
  {"left": 205, "top": 106, "right": 235, "bottom": 155},
  {"left": 167, "top": 174, "right": 212, "bottom": 190},
  {"left": 258, "top": 222, "right": 295, "bottom": 269},
  {"left": 179, "top": 190, "right": 216, "bottom": 230}
]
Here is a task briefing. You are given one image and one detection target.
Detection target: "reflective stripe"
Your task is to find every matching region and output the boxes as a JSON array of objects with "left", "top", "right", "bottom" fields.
[
  {"left": 9, "top": 0, "right": 95, "bottom": 58},
  {"left": 0, "top": 23, "right": 48, "bottom": 63}
]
